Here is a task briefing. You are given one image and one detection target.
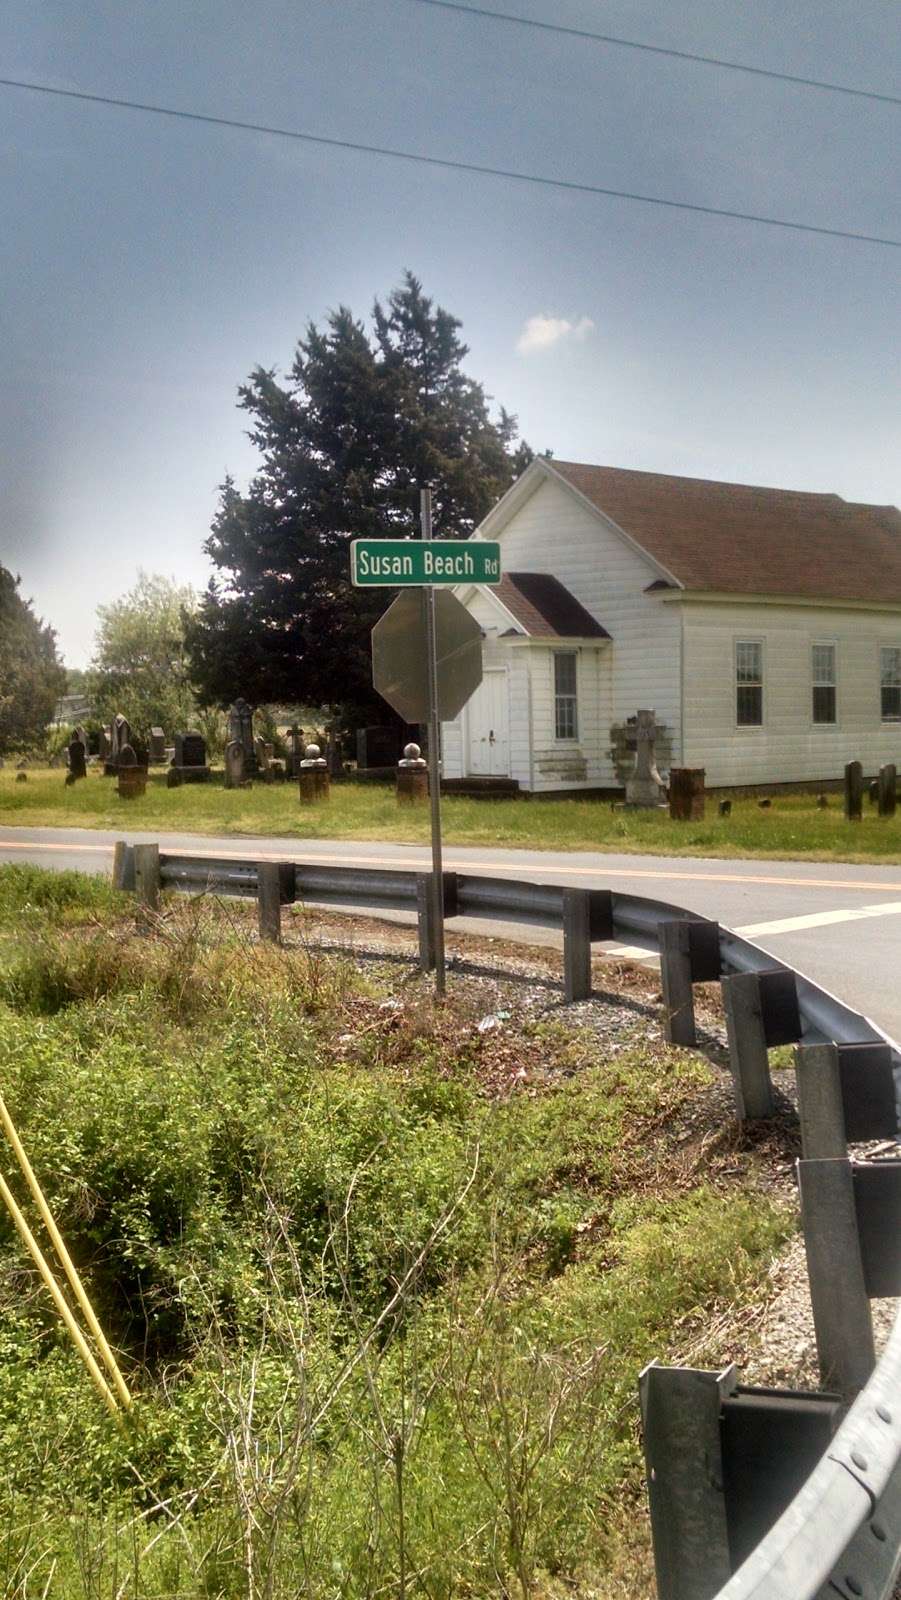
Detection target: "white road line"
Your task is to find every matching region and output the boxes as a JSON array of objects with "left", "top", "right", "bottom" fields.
[
  {"left": 738, "top": 901, "right": 901, "bottom": 937},
  {"left": 3, "top": 835, "right": 901, "bottom": 895}
]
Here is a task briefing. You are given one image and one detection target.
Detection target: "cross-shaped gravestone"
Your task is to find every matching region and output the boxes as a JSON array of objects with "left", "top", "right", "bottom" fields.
[{"left": 625, "top": 709, "right": 667, "bottom": 808}]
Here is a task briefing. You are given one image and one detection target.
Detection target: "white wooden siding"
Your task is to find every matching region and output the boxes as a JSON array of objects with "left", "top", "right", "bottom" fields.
[
  {"left": 492, "top": 476, "right": 682, "bottom": 781},
  {"left": 682, "top": 600, "right": 901, "bottom": 784}
]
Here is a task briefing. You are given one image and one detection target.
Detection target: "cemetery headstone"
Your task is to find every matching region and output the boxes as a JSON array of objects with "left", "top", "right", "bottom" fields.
[
  {"left": 117, "top": 744, "right": 146, "bottom": 799},
  {"left": 397, "top": 742, "right": 428, "bottom": 805},
  {"left": 299, "top": 744, "right": 329, "bottom": 804},
  {"left": 878, "top": 763, "right": 897, "bottom": 818},
  {"left": 170, "top": 732, "right": 210, "bottom": 784},
  {"left": 625, "top": 710, "right": 667, "bottom": 808},
  {"left": 357, "top": 725, "right": 403, "bottom": 772},
  {"left": 254, "top": 736, "right": 272, "bottom": 782},
  {"left": 224, "top": 739, "right": 246, "bottom": 789},
  {"left": 66, "top": 735, "right": 87, "bottom": 785},
  {"left": 228, "top": 699, "right": 256, "bottom": 775},
  {"left": 844, "top": 760, "right": 863, "bottom": 822},
  {"left": 148, "top": 727, "right": 167, "bottom": 764},
  {"left": 668, "top": 767, "right": 705, "bottom": 821},
  {"left": 287, "top": 726, "right": 304, "bottom": 779}
]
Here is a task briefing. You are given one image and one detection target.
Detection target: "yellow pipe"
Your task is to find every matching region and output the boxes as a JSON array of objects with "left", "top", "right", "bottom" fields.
[
  {"left": 0, "top": 1092, "right": 132, "bottom": 1410},
  {"left": 0, "top": 1168, "right": 120, "bottom": 1417}
]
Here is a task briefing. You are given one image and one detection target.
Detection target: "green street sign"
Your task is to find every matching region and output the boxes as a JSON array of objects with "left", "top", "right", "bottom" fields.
[{"left": 351, "top": 538, "right": 501, "bottom": 587}]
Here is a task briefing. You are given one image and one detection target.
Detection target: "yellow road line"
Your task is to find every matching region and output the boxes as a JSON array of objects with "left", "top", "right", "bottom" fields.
[{"left": 3, "top": 836, "right": 901, "bottom": 896}]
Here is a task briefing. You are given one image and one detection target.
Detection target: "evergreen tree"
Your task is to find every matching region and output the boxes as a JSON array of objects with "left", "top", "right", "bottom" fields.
[
  {"left": 0, "top": 567, "right": 66, "bottom": 755},
  {"left": 187, "top": 274, "right": 531, "bottom": 719}
]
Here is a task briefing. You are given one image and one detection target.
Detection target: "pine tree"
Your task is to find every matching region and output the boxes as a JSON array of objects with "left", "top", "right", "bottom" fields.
[{"left": 187, "top": 274, "right": 530, "bottom": 720}]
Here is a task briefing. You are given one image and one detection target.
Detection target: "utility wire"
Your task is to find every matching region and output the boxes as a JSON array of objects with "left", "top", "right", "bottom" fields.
[
  {"left": 1, "top": 74, "right": 899, "bottom": 248},
  {"left": 412, "top": 0, "right": 901, "bottom": 108}
]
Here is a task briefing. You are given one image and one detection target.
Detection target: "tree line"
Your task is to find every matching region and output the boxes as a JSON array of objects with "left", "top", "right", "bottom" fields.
[{"left": 1, "top": 274, "right": 532, "bottom": 754}]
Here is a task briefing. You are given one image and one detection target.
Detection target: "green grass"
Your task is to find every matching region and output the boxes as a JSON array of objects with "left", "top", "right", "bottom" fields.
[
  {"left": 0, "top": 870, "right": 791, "bottom": 1596},
  {"left": 4, "top": 767, "right": 901, "bottom": 863}
]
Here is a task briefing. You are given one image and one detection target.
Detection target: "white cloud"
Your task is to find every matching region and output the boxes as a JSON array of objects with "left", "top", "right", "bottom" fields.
[{"left": 516, "top": 314, "right": 596, "bottom": 355}]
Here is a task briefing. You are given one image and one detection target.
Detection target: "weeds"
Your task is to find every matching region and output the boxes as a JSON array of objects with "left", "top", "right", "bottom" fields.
[{"left": 0, "top": 868, "right": 792, "bottom": 1597}]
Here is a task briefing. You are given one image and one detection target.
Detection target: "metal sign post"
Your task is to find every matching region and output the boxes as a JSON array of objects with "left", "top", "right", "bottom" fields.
[{"left": 420, "top": 487, "right": 446, "bottom": 997}]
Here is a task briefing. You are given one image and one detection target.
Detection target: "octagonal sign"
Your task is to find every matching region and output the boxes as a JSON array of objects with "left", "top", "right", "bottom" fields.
[{"left": 372, "top": 589, "right": 483, "bottom": 724}]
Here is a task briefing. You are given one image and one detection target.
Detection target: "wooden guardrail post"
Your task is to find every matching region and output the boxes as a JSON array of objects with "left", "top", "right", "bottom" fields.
[
  {"left": 794, "top": 1042, "right": 847, "bottom": 1159},
  {"left": 562, "top": 889, "right": 591, "bottom": 1002},
  {"left": 111, "top": 840, "right": 129, "bottom": 891},
  {"left": 133, "top": 844, "right": 160, "bottom": 911},
  {"left": 795, "top": 1040, "right": 897, "bottom": 1158},
  {"left": 659, "top": 920, "right": 720, "bottom": 1047},
  {"left": 257, "top": 862, "right": 297, "bottom": 944},
  {"left": 720, "top": 969, "right": 801, "bottom": 1120},
  {"left": 797, "top": 1156, "right": 876, "bottom": 1396}
]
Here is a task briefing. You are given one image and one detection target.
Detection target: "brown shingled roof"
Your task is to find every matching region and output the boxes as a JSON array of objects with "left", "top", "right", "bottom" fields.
[
  {"left": 496, "top": 572, "right": 609, "bottom": 638},
  {"left": 548, "top": 461, "right": 901, "bottom": 605}
]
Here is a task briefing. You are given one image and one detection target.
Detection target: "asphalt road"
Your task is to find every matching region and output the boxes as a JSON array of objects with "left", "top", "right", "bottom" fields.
[{"left": 3, "top": 824, "right": 901, "bottom": 1044}]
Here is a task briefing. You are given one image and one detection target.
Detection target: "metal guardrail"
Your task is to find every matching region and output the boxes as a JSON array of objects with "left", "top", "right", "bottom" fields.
[{"left": 112, "top": 840, "right": 901, "bottom": 1600}]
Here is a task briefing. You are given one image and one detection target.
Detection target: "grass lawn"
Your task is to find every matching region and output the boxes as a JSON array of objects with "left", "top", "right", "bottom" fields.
[
  {"left": 0, "top": 865, "right": 791, "bottom": 1597},
  {"left": 4, "top": 767, "right": 901, "bottom": 863}
]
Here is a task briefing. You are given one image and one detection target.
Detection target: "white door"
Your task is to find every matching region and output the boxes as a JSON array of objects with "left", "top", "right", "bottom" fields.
[{"left": 466, "top": 669, "right": 510, "bottom": 776}]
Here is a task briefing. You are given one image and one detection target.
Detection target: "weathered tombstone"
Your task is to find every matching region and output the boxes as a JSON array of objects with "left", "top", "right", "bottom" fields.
[
  {"left": 868, "top": 777, "right": 879, "bottom": 806},
  {"left": 357, "top": 724, "right": 403, "bottom": 772},
  {"left": 148, "top": 727, "right": 166, "bottom": 764},
  {"left": 844, "top": 759, "right": 863, "bottom": 821},
  {"left": 326, "top": 721, "right": 344, "bottom": 779},
  {"left": 170, "top": 732, "right": 210, "bottom": 784},
  {"left": 397, "top": 742, "right": 428, "bottom": 805},
  {"left": 878, "top": 762, "right": 896, "bottom": 818},
  {"left": 224, "top": 739, "right": 246, "bottom": 789},
  {"left": 66, "top": 736, "right": 87, "bottom": 785},
  {"left": 117, "top": 744, "right": 146, "bottom": 799},
  {"left": 228, "top": 699, "right": 256, "bottom": 775},
  {"left": 718, "top": 798, "right": 732, "bottom": 817},
  {"left": 254, "top": 736, "right": 272, "bottom": 782},
  {"left": 99, "top": 725, "right": 112, "bottom": 766},
  {"left": 625, "top": 710, "right": 667, "bottom": 808},
  {"left": 299, "top": 744, "right": 329, "bottom": 804},
  {"left": 668, "top": 767, "right": 705, "bottom": 821},
  {"left": 287, "top": 726, "right": 304, "bottom": 779}
]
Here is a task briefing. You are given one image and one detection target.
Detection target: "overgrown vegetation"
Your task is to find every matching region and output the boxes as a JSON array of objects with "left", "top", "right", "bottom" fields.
[
  {"left": 5, "top": 767, "right": 901, "bottom": 863},
  {"left": 0, "top": 868, "right": 790, "bottom": 1596}
]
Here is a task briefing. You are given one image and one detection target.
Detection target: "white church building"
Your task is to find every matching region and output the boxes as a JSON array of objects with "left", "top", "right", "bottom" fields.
[{"left": 440, "top": 456, "right": 901, "bottom": 792}]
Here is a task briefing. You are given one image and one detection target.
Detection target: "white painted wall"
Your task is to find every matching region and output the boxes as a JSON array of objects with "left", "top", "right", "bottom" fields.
[
  {"left": 681, "top": 600, "right": 901, "bottom": 784},
  {"left": 443, "top": 474, "right": 682, "bottom": 789}
]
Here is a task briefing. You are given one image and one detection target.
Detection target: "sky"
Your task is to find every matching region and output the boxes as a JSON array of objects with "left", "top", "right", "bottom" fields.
[{"left": 2, "top": 0, "right": 899, "bottom": 666}]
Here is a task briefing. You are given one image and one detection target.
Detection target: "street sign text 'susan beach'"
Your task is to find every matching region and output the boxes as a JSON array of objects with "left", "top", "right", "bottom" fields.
[{"left": 351, "top": 538, "right": 501, "bottom": 587}]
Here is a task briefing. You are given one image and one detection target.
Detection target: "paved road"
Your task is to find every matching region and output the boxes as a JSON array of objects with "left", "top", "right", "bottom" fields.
[{"left": 3, "top": 824, "right": 901, "bottom": 1042}]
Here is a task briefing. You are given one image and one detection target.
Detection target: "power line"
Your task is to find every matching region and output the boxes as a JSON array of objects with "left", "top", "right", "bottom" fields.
[
  {"left": 1, "top": 74, "right": 899, "bottom": 248},
  {"left": 412, "top": 0, "right": 901, "bottom": 108}
]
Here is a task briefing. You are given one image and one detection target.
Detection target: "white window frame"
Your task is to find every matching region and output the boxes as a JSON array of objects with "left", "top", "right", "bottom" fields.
[
  {"left": 735, "top": 639, "right": 764, "bottom": 729},
  {"left": 811, "top": 641, "right": 837, "bottom": 727},
  {"left": 880, "top": 645, "right": 901, "bottom": 723},
  {"left": 553, "top": 651, "right": 579, "bottom": 742}
]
